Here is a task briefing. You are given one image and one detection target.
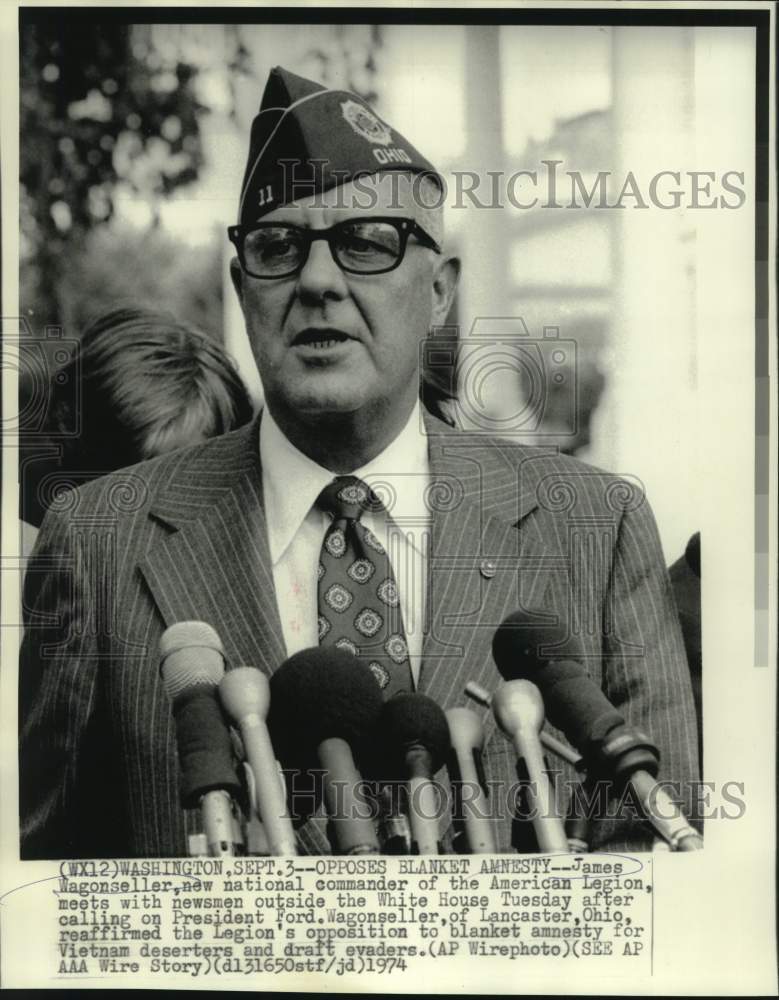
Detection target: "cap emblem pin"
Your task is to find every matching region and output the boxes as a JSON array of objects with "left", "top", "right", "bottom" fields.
[{"left": 340, "top": 99, "right": 393, "bottom": 146}]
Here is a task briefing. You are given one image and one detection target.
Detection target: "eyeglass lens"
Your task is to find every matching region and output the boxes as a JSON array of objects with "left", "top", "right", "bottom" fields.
[{"left": 243, "top": 221, "right": 404, "bottom": 276}]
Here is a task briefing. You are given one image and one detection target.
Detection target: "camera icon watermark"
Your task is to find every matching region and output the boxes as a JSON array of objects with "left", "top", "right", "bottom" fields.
[
  {"left": 3, "top": 318, "right": 81, "bottom": 438},
  {"left": 422, "top": 317, "right": 578, "bottom": 438}
]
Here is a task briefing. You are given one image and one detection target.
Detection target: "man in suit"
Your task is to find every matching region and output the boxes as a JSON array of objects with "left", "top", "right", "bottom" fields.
[{"left": 20, "top": 67, "right": 699, "bottom": 858}]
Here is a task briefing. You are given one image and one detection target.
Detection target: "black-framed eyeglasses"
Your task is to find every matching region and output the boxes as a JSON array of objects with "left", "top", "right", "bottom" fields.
[{"left": 227, "top": 217, "right": 441, "bottom": 279}]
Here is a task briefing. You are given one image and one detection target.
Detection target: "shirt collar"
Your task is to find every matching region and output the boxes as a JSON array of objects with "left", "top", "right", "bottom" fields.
[{"left": 260, "top": 402, "right": 430, "bottom": 565}]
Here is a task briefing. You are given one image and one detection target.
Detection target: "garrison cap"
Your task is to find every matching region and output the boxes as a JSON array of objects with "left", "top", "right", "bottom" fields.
[{"left": 237, "top": 66, "right": 442, "bottom": 225}]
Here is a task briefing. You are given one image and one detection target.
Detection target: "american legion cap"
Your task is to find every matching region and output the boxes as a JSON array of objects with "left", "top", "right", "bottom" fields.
[{"left": 237, "top": 66, "right": 442, "bottom": 226}]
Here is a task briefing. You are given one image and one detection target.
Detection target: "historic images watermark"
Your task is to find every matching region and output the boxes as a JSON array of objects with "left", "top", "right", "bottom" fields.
[
  {"left": 273, "top": 158, "right": 747, "bottom": 212},
  {"left": 280, "top": 775, "right": 743, "bottom": 824}
]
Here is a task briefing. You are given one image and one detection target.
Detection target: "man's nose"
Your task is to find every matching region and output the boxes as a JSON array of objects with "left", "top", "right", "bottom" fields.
[{"left": 296, "top": 238, "right": 349, "bottom": 301}]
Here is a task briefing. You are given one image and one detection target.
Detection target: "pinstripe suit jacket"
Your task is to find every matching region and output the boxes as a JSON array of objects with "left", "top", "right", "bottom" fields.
[{"left": 19, "top": 412, "right": 699, "bottom": 858}]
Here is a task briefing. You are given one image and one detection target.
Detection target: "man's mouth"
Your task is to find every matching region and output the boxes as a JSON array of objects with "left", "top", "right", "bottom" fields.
[{"left": 292, "top": 328, "right": 352, "bottom": 349}]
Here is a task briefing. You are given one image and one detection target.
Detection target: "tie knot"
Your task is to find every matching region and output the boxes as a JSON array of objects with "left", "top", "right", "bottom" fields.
[{"left": 316, "top": 476, "right": 383, "bottom": 521}]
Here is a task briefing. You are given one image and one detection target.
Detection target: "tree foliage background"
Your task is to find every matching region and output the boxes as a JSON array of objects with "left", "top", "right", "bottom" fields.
[
  {"left": 20, "top": 18, "right": 383, "bottom": 341},
  {"left": 20, "top": 18, "right": 226, "bottom": 338}
]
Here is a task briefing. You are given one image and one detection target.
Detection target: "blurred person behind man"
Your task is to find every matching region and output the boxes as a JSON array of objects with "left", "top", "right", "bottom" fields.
[{"left": 21, "top": 305, "right": 255, "bottom": 556}]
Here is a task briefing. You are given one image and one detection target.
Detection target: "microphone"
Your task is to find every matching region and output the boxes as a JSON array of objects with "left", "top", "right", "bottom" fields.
[
  {"left": 159, "top": 621, "right": 242, "bottom": 857},
  {"left": 491, "top": 681, "right": 569, "bottom": 853},
  {"left": 219, "top": 667, "right": 297, "bottom": 856},
  {"left": 564, "top": 778, "right": 592, "bottom": 854},
  {"left": 492, "top": 612, "right": 703, "bottom": 851},
  {"left": 380, "top": 693, "right": 450, "bottom": 855},
  {"left": 268, "top": 648, "right": 382, "bottom": 855},
  {"left": 377, "top": 784, "right": 412, "bottom": 855},
  {"left": 445, "top": 707, "right": 497, "bottom": 853},
  {"left": 465, "top": 680, "right": 583, "bottom": 767}
]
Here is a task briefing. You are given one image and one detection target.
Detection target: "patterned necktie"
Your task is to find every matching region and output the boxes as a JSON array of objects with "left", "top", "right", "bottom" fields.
[{"left": 316, "top": 476, "right": 413, "bottom": 698}]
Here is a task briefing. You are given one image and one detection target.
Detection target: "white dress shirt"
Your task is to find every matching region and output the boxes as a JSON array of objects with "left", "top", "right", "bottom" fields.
[{"left": 260, "top": 403, "right": 431, "bottom": 687}]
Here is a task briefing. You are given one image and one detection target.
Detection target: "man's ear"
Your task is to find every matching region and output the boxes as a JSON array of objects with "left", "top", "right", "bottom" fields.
[
  {"left": 431, "top": 255, "right": 461, "bottom": 326},
  {"left": 229, "top": 256, "right": 245, "bottom": 309}
]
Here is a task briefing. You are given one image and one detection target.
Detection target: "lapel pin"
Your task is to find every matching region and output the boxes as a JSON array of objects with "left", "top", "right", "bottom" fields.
[{"left": 479, "top": 559, "right": 497, "bottom": 579}]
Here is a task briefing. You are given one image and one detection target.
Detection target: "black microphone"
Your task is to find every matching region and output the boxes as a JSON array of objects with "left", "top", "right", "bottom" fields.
[
  {"left": 380, "top": 693, "right": 451, "bottom": 855},
  {"left": 268, "top": 647, "right": 383, "bottom": 855},
  {"left": 376, "top": 783, "right": 412, "bottom": 855},
  {"left": 159, "top": 621, "right": 242, "bottom": 857},
  {"left": 492, "top": 611, "right": 703, "bottom": 851}
]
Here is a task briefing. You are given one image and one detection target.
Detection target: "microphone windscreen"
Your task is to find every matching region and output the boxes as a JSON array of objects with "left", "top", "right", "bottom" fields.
[
  {"left": 172, "top": 686, "right": 241, "bottom": 806},
  {"left": 492, "top": 610, "right": 572, "bottom": 677},
  {"left": 160, "top": 621, "right": 224, "bottom": 700},
  {"left": 380, "top": 693, "right": 451, "bottom": 776},
  {"left": 521, "top": 659, "right": 625, "bottom": 750},
  {"left": 268, "top": 647, "right": 383, "bottom": 768}
]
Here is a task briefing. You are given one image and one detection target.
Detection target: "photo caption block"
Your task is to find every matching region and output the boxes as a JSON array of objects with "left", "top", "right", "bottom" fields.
[{"left": 7, "top": 854, "right": 654, "bottom": 986}]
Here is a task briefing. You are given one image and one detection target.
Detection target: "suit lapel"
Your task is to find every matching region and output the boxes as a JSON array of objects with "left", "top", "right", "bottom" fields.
[
  {"left": 137, "top": 418, "right": 333, "bottom": 854},
  {"left": 419, "top": 417, "right": 555, "bottom": 725},
  {"left": 418, "top": 420, "right": 570, "bottom": 847},
  {"left": 137, "top": 419, "right": 287, "bottom": 676}
]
